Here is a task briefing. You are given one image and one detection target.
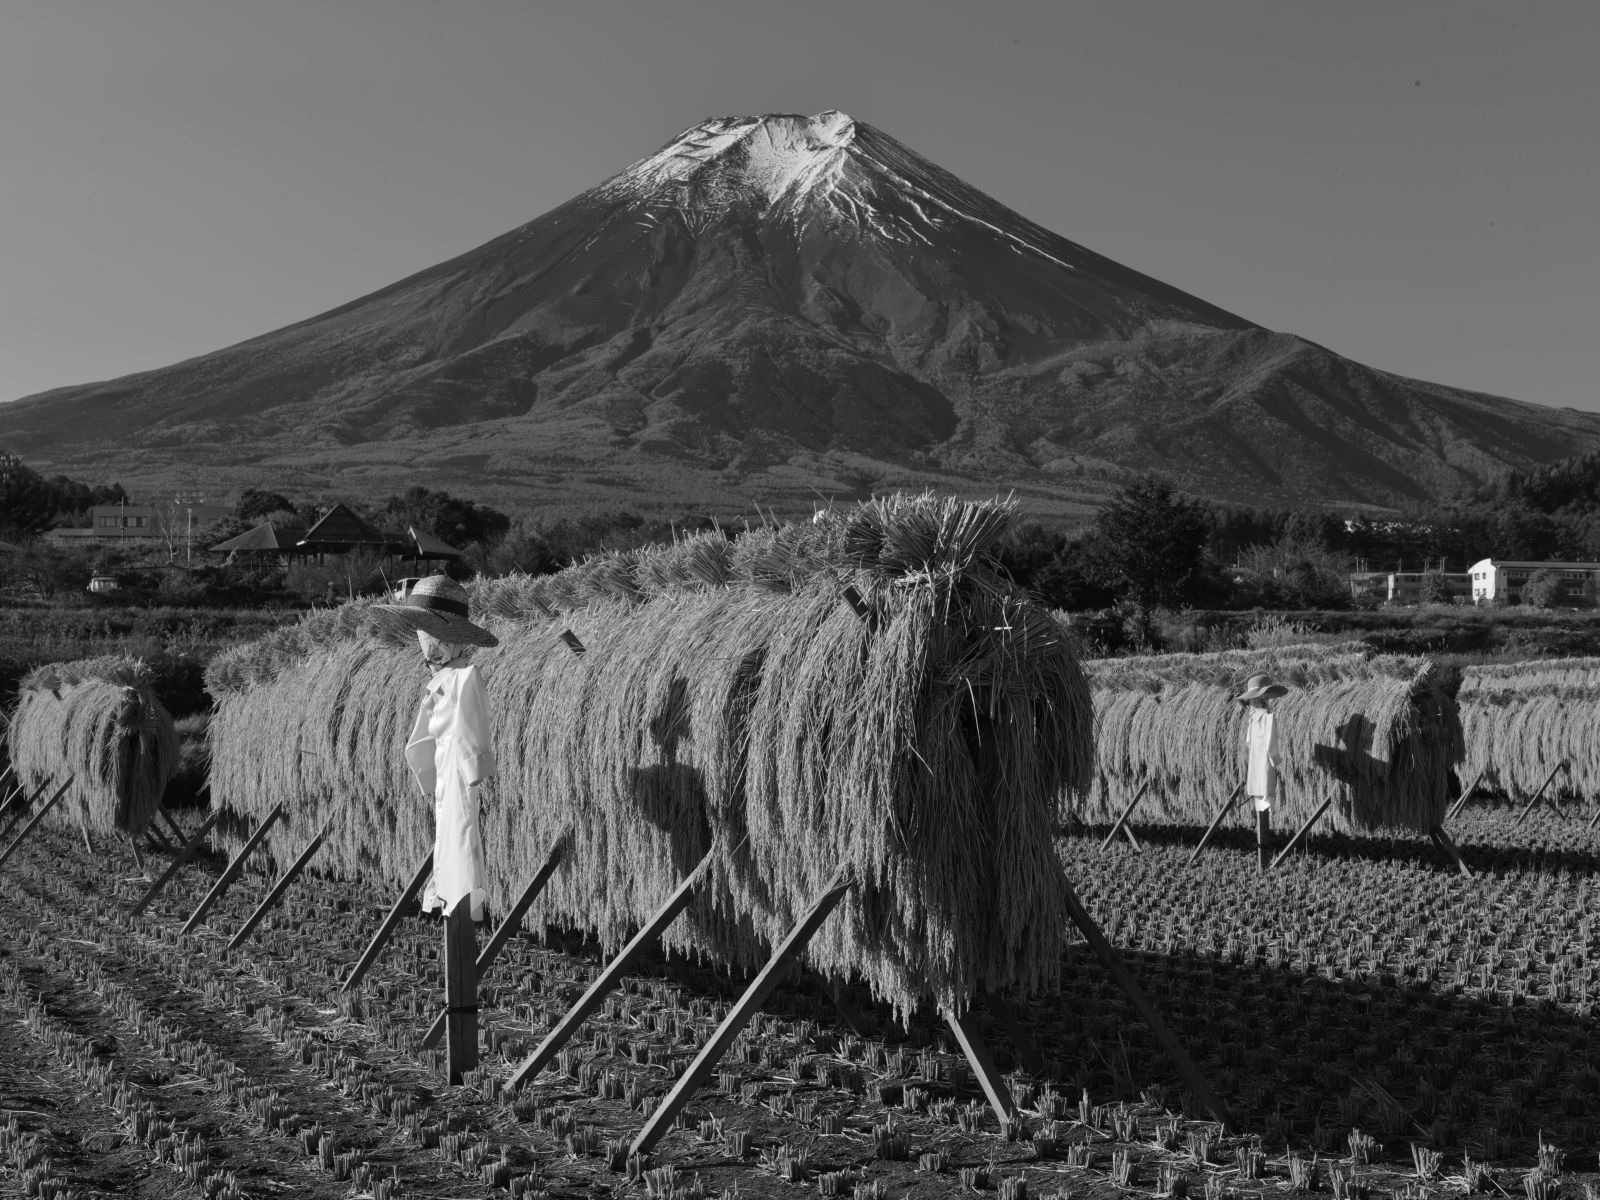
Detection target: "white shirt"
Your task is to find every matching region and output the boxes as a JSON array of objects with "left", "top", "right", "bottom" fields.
[
  {"left": 405, "top": 660, "right": 496, "bottom": 920},
  {"left": 1245, "top": 707, "right": 1280, "bottom": 810}
]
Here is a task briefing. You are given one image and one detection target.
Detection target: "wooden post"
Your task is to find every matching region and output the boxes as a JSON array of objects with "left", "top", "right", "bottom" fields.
[
  {"left": 821, "top": 974, "right": 871, "bottom": 1038},
  {"left": 0, "top": 779, "right": 29, "bottom": 828},
  {"left": 342, "top": 851, "right": 434, "bottom": 993},
  {"left": 1429, "top": 825, "right": 1472, "bottom": 878},
  {"left": 1189, "top": 782, "right": 1243, "bottom": 865},
  {"left": 1445, "top": 769, "right": 1484, "bottom": 825},
  {"left": 1100, "top": 780, "right": 1150, "bottom": 851},
  {"left": 508, "top": 848, "right": 714, "bottom": 1092},
  {"left": 0, "top": 776, "right": 52, "bottom": 841},
  {"left": 443, "top": 898, "right": 478, "bottom": 1084},
  {"left": 1256, "top": 806, "right": 1270, "bottom": 872},
  {"left": 984, "top": 993, "right": 1046, "bottom": 1077},
  {"left": 1515, "top": 763, "right": 1565, "bottom": 825},
  {"left": 130, "top": 810, "right": 222, "bottom": 916},
  {"left": 946, "top": 1005, "right": 1019, "bottom": 1126},
  {"left": 1586, "top": 803, "right": 1600, "bottom": 832},
  {"left": 156, "top": 805, "right": 188, "bottom": 848},
  {"left": 1269, "top": 794, "right": 1333, "bottom": 870},
  {"left": 1060, "top": 877, "right": 1237, "bottom": 1132},
  {"left": 181, "top": 804, "right": 284, "bottom": 934},
  {"left": 419, "top": 839, "right": 565, "bottom": 1050},
  {"left": 630, "top": 864, "right": 854, "bottom": 1157},
  {"left": 0, "top": 777, "right": 73, "bottom": 872},
  {"left": 226, "top": 821, "right": 330, "bottom": 950}
]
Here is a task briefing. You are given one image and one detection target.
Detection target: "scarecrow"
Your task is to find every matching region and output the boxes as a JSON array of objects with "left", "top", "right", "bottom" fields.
[
  {"left": 373, "top": 573, "right": 499, "bottom": 1081},
  {"left": 1236, "top": 672, "right": 1287, "bottom": 870}
]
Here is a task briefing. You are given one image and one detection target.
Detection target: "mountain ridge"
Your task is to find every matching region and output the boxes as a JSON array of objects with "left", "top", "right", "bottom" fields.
[{"left": 4, "top": 109, "right": 1596, "bottom": 520}]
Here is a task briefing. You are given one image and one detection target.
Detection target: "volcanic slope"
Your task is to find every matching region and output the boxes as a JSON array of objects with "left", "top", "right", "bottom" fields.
[{"left": 6, "top": 109, "right": 1597, "bottom": 515}]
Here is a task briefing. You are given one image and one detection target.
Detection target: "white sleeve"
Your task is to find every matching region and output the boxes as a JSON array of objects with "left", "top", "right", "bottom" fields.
[{"left": 455, "top": 664, "right": 497, "bottom": 786}]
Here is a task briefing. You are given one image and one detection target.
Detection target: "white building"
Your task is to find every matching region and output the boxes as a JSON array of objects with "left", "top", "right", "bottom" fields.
[{"left": 1468, "top": 559, "right": 1600, "bottom": 605}]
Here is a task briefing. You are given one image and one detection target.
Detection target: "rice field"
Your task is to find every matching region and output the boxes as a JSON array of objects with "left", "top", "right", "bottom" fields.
[{"left": 1, "top": 797, "right": 1594, "bottom": 1200}]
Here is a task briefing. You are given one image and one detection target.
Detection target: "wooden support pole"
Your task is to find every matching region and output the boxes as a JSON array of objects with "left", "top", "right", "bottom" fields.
[
  {"left": 1445, "top": 769, "right": 1484, "bottom": 825},
  {"left": 0, "top": 778, "right": 28, "bottom": 828},
  {"left": 342, "top": 851, "right": 434, "bottom": 993},
  {"left": 820, "top": 975, "right": 871, "bottom": 1038},
  {"left": 1189, "top": 782, "right": 1243, "bottom": 865},
  {"left": 946, "top": 1005, "right": 1019, "bottom": 1126},
  {"left": 1269, "top": 794, "right": 1333, "bottom": 870},
  {"left": 227, "top": 822, "right": 330, "bottom": 950},
  {"left": 443, "top": 899, "right": 478, "bottom": 1084},
  {"left": 508, "top": 849, "right": 713, "bottom": 1092},
  {"left": 630, "top": 864, "right": 854, "bottom": 1157},
  {"left": 1256, "top": 807, "right": 1270, "bottom": 873},
  {"left": 1429, "top": 824, "right": 1472, "bottom": 878},
  {"left": 131, "top": 809, "right": 222, "bottom": 917},
  {"left": 419, "top": 839, "right": 565, "bottom": 1050},
  {"left": 146, "top": 824, "right": 177, "bottom": 854},
  {"left": 1516, "top": 763, "right": 1565, "bottom": 826},
  {"left": 984, "top": 993, "right": 1046, "bottom": 1077},
  {"left": 181, "top": 804, "right": 284, "bottom": 934},
  {"left": 1100, "top": 780, "right": 1150, "bottom": 851},
  {"left": 156, "top": 805, "right": 188, "bottom": 847},
  {"left": 1060, "top": 877, "right": 1237, "bottom": 1132},
  {"left": 0, "top": 777, "right": 72, "bottom": 872},
  {"left": 0, "top": 777, "right": 54, "bottom": 841},
  {"left": 1586, "top": 803, "right": 1600, "bottom": 832}
]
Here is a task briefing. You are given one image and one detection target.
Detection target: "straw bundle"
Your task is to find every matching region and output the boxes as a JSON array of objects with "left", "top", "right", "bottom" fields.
[
  {"left": 1457, "top": 659, "right": 1600, "bottom": 801},
  {"left": 6, "top": 656, "right": 180, "bottom": 836},
  {"left": 206, "top": 495, "right": 1094, "bottom": 1016},
  {"left": 1078, "top": 644, "right": 1462, "bottom": 835}
]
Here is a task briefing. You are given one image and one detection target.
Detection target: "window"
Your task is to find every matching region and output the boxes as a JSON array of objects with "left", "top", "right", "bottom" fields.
[{"left": 97, "top": 515, "right": 116, "bottom": 528}]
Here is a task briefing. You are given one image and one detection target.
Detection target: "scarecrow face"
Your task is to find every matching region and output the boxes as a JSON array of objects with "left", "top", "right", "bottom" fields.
[{"left": 417, "top": 629, "right": 465, "bottom": 668}]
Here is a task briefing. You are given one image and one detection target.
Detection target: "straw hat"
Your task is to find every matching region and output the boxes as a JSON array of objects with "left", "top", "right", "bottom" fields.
[
  {"left": 371, "top": 574, "right": 498, "bottom": 648},
  {"left": 1235, "top": 673, "right": 1288, "bottom": 702}
]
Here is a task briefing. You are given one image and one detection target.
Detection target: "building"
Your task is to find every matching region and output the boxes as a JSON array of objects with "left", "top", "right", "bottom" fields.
[
  {"left": 51, "top": 503, "right": 232, "bottom": 541},
  {"left": 1468, "top": 559, "right": 1600, "bottom": 605},
  {"left": 1347, "top": 570, "right": 1471, "bottom": 604}
]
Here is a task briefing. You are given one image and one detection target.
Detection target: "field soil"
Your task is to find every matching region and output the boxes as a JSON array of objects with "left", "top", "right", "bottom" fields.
[{"left": 2, "top": 804, "right": 1597, "bottom": 1200}]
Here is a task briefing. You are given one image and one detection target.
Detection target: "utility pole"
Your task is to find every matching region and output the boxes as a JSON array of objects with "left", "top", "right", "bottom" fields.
[{"left": 174, "top": 491, "right": 203, "bottom": 564}]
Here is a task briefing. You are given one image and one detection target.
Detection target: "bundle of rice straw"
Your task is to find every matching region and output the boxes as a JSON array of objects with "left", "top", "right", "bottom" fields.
[
  {"left": 1457, "top": 659, "right": 1600, "bottom": 802},
  {"left": 206, "top": 495, "right": 1094, "bottom": 1018},
  {"left": 1077, "top": 643, "right": 1462, "bottom": 835},
  {"left": 6, "top": 656, "right": 181, "bottom": 837}
]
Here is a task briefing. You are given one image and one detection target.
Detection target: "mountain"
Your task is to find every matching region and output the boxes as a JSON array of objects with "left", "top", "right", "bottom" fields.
[{"left": 5, "top": 109, "right": 1598, "bottom": 519}]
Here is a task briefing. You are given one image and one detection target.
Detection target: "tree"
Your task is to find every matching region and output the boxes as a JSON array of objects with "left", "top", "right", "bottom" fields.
[
  {"left": 1418, "top": 569, "right": 1454, "bottom": 605},
  {"left": 1081, "top": 476, "right": 1212, "bottom": 609},
  {"left": 0, "top": 461, "right": 127, "bottom": 540},
  {"left": 237, "top": 488, "right": 295, "bottom": 522},
  {"left": 1521, "top": 569, "right": 1564, "bottom": 609},
  {"left": 382, "top": 486, "right": 510, "bottom": 549}
]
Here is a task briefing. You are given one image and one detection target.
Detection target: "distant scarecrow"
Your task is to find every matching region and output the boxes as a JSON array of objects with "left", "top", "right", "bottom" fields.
[
  {"left": 1236, "top": 672, "right": 1287, "bottom": 870},
  {"left": 374, "top": 575, "right": 500, "bottom": 922}
]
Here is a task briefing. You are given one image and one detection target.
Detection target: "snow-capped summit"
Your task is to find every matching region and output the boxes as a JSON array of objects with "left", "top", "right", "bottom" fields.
[{"left": 5, "top": 110, "right": 1596, "bottom": 513}]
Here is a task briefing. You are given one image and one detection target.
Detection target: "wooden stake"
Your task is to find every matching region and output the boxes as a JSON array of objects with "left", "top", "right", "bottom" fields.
[
  {"left": 946, "top": 1005, "right": 1019, "bottom": 1126},
  {"left": 342, "top": 851, "right": 434, "bottom": 993},
  {"left": 1428, "top": 824, "right": 1472, "bottom": 878},
  {"left": 156, "top": 805, "right": 188, "bottom": 847},
  {"left": 131, "top": 809, "right": 222, "bottom": 916},
  {"left": 181, "top": 803, "right": 284, "bottom": 934},
  {"left": 443, "top": 898, "right": 478, "bottom": 1084},
  {"left": 1060, "top": 877, "right": 1237, "bottom": 1132},
  {"left": 419, "top": 839, "right": 565, "bottom": 1051},
  {"left": 226, "top": 821, "right": 330, "bottom": 950},
  {"left": 0, "top": 779, "right": 28, "bottom": 828},
  {"left": 0, "top": 777, "right": 73, "bottom": 872},
  {"left": 1445, "top": 769, "right": 1484, "bottom": 824},
  {"left": 1101, "top": 780, "right": 1150, "bottom": 851},
  {"left": 1256, "top": 806, "right": 1269, "bottom": 873},
  {"left": 821, "top": 975, "right": 871, "bottom": 1038},
  {"left": 630, "top": 864, "right": 854, "bottom": 1157},
  {"left": 508, "top": 848, "right": 714, "bottom": 1092},
  {"left": 0, "top": 776, "right": 51, "bottom": 841},
  {"left": 1515, "top": 763, "right": 1565, "bottom": 826},
  {"left": 1189, "top": 783, "right": 1243, "bottom": 864},
  {"left": 1269, "top": 794, "right": 1333, "bottom": 870},
  {"left": 1586, "top": 804, "right": 1600, "bottom": 831},
  {"left": 984, "top": 993, "right": 1046, "bottom": 1076}
]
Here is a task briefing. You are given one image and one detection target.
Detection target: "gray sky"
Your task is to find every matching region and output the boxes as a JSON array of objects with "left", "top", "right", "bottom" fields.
[{"left": 2, "top": 1, "right": 1595, "bottom": 410}]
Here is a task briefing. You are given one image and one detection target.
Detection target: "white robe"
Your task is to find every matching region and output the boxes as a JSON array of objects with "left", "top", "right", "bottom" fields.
[
  {"left": 1245, "top": 707, "right": 1280, "bottom": 812},
  {"left": 405, "top": 661, "right": 496, "bottom": 921}
]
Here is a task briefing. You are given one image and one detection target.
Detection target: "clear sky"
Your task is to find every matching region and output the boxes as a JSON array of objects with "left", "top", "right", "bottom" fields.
[{"left": 2, "top": 1, "right": 1595, "bottom": 410}]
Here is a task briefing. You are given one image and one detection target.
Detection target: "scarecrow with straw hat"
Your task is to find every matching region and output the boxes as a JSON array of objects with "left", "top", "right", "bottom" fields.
[
  {"left": 1236, "top": 672, "right": 1288, "bottom": 870},
  {"left": 373, "top": 574, "right": 500, "bottom": 924}
]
